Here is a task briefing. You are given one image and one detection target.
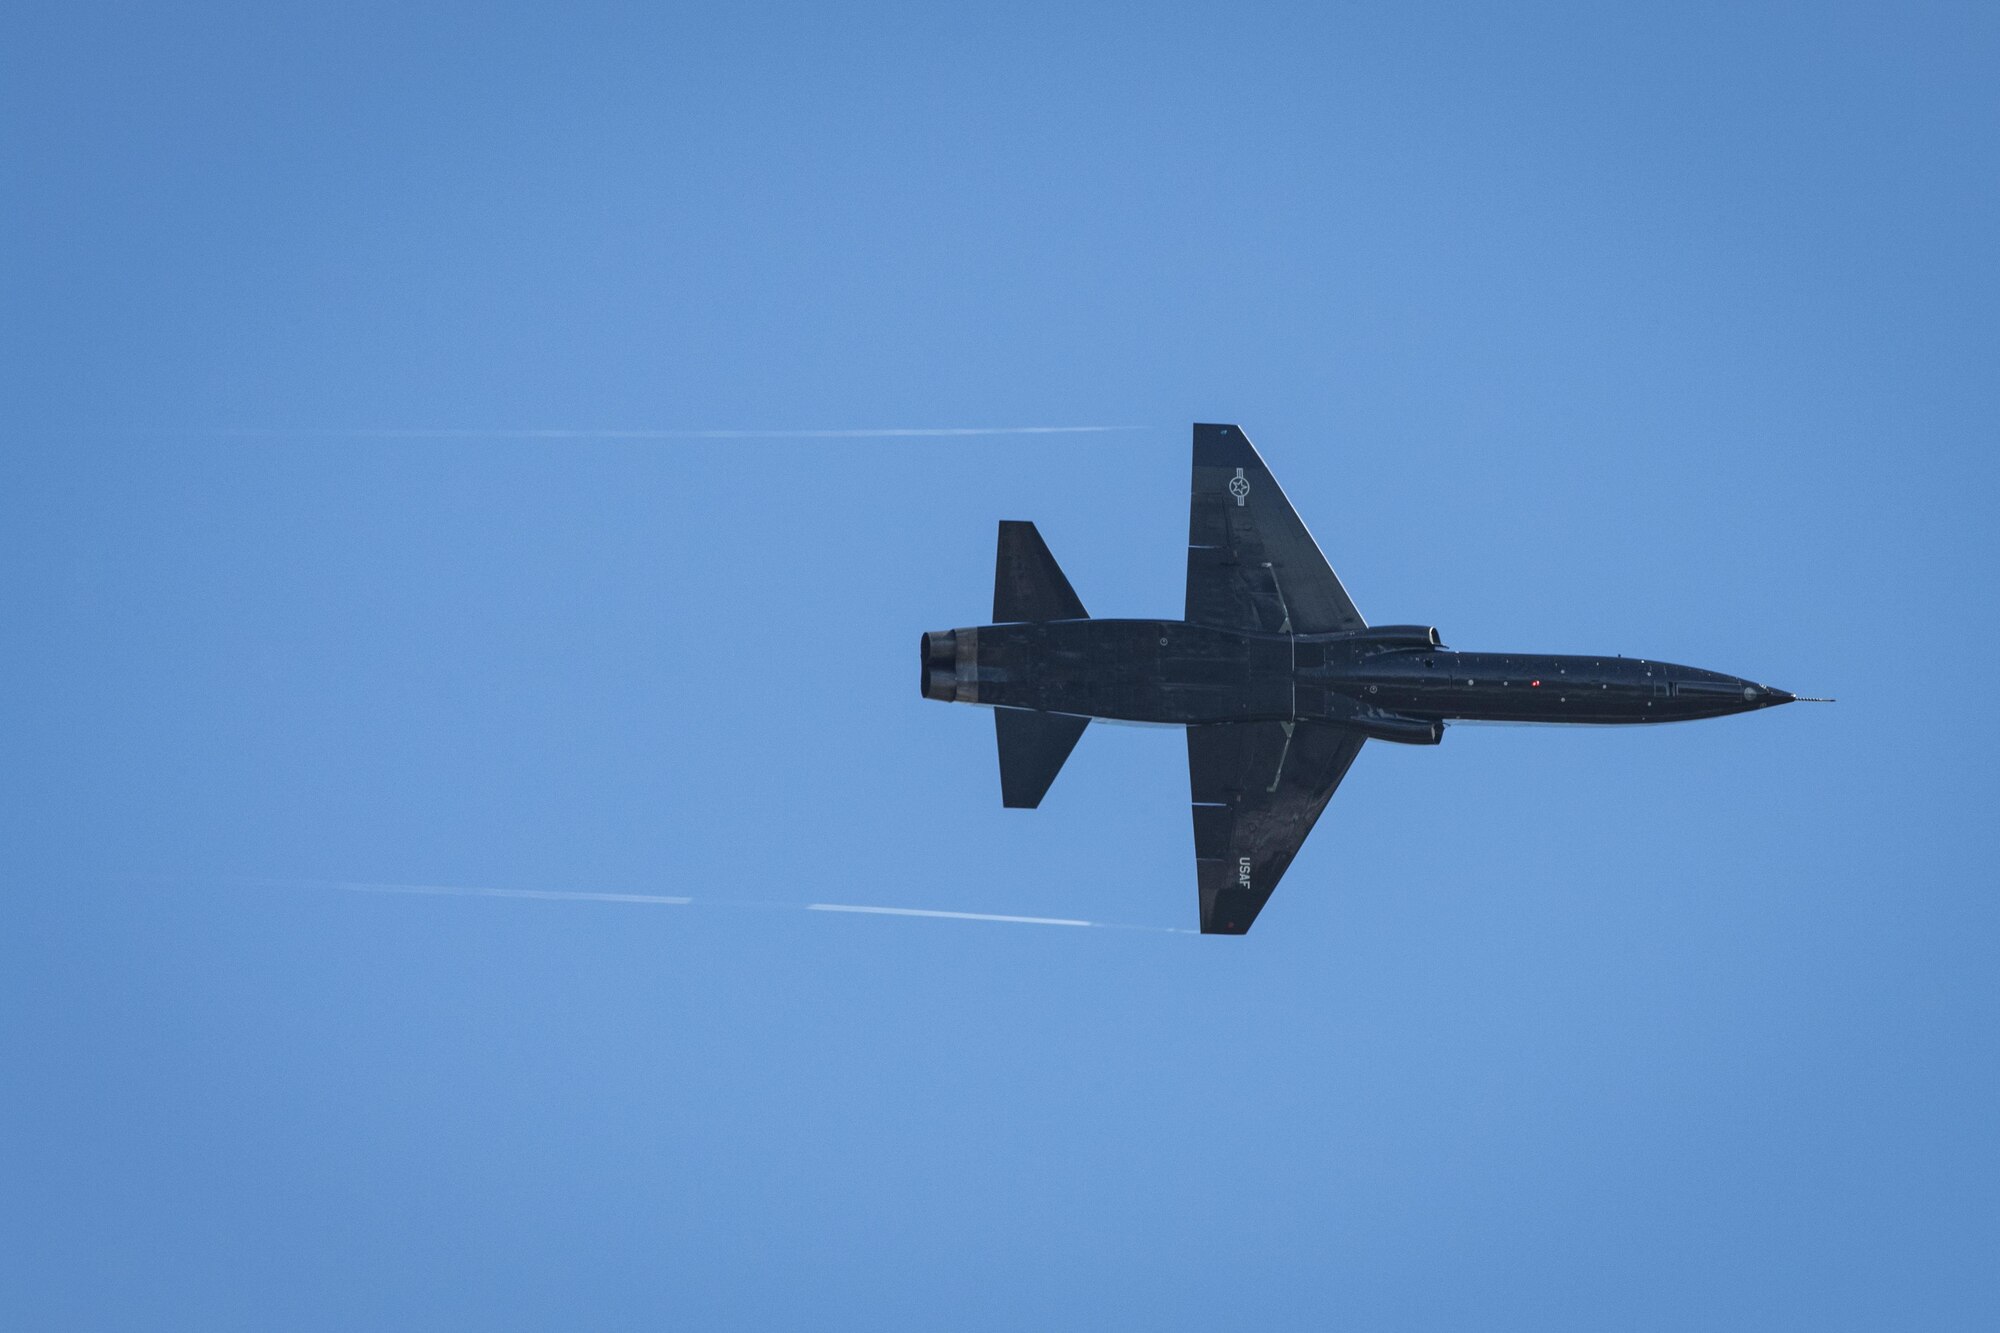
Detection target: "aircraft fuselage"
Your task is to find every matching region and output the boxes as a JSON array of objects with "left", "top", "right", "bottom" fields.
[{"left": 922, "top": 618, "right": 1793, "bottom": 740}]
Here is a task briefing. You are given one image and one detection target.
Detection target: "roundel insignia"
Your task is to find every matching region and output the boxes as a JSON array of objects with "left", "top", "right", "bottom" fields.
[{"left": 1227, "top": 468, "right": 1251, "bottom": 506}]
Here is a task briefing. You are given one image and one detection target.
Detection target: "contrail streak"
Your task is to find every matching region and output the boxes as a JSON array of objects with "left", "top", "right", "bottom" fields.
[
  {"left": 151, "top": 425, "right": 1142, "bottom": 441},
  {"left": 808, "top": 903, "right": 1091, "bottom": 928},
  {"left": 228, "top": 877, "right": 1191, "bottom": 934},
  {"left": 335, "top": 880, "right": 693, "bottom": 906}
]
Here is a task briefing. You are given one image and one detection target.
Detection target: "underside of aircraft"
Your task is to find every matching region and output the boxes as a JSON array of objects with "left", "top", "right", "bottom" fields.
[{"left": 922, "top": 425, "right": 1814, "bottom": 934}]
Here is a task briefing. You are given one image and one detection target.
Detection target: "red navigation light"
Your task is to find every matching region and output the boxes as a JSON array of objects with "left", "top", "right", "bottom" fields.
[{"left": 1531, "top": 680, "right": 1541, "bottom": 687}]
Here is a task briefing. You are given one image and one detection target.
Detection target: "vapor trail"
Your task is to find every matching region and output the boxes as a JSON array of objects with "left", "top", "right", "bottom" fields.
[
  {"left": 237, "top": 877, "right": 1190, "bottom": 934},
  {"left": 334, "top": 880, "right": 693, "bottom": 906},
  {"left": 154, "top": 425, "right": 1141, "bottom": 441},
  {"left": 807, "top": 903, "right": 1091, "bottom": 927}
]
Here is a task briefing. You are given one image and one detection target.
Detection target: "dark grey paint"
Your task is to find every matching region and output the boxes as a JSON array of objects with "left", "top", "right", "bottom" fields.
[{"left": 922, "top": 424, "right": 1810, "bottom": 934}]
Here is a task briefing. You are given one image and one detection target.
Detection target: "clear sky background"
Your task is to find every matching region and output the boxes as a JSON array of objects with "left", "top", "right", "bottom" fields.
[{"left": 4, "top": 4, "right": 1996, "bottom": 1329}]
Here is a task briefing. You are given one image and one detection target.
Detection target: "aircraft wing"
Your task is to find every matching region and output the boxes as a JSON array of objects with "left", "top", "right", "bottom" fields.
[
  {"left": 1185, "top": 423, "right": 1365, "bottom": 634},
  {"left": 1187, "top": 720, "right": 1366, "bottom": 934}
]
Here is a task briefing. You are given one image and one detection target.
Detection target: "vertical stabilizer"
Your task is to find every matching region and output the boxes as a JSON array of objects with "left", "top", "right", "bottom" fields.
[{"left": 994, "top": 520, "right": 1088, "bottom": 623}]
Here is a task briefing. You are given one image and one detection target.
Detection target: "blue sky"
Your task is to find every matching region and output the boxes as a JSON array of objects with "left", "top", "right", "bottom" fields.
[{"left": 4, "top": 3, "right": 1996, "bottom": 1328}]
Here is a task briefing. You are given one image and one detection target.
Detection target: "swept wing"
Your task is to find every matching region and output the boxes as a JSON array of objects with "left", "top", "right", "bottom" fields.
[{"left": 1185, "top": 422, "right": 1365, "bottom": 634}]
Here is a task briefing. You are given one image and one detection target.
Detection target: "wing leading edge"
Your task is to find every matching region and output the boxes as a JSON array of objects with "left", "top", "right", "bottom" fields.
[
  {"left": 1185, "top": 423, "right": 1364, "bottom": 635},
  {"left": 1188, "top": 721, "right": 1365, "bottom": 934}
]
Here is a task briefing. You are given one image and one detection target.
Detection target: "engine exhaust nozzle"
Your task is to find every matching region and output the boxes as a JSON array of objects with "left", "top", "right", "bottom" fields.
[{"left": 921, "top": 631, "right": 960, "bottom": 701}]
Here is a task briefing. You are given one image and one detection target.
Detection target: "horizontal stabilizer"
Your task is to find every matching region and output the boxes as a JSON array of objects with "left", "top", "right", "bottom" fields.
[
  {"left": 996, "top": 708, "right": 1089, "bottom": 808},
  {"left": 995, "top": 520, "right": 1088, "bottom": 623}
]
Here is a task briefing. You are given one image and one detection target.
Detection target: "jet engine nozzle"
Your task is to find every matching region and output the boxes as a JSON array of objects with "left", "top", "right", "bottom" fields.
[{"left": 921, "top": 630, "right": 966, "bottom": 701}]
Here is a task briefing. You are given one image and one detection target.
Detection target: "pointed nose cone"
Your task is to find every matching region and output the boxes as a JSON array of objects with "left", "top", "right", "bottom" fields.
[{"left": 1744, "top": 684, "right": 1795, "bottom": 708}]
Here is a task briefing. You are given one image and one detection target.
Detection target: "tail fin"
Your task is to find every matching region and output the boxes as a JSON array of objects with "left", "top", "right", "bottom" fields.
[
  {"left": 995, "top": 708, "right": 1090, "bottom": 808},
  {"left": 994, "top": 521, "right": 1088, "bottom": 623}
]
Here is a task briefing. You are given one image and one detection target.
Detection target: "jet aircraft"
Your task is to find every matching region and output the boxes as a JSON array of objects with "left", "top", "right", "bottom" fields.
[{"left": 920, "top": 423, "right": 1820, "bottom": 935}]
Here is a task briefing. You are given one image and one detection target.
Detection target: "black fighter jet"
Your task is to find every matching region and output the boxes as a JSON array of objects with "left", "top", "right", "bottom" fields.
[{"left": 921, "top": 423, "right": 1820, "bottom": 935}]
